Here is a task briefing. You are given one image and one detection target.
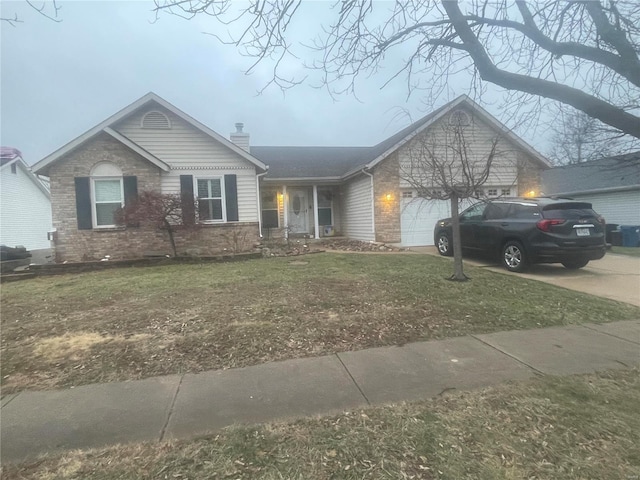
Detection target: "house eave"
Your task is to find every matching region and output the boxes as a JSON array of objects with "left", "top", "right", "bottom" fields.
[
  {"left": 103, "top": 127, "right": 170, "bottom": 172},
  {"left": 363, "top": 95, "right": 552, "bottom": 171},
  {"left": 545, "top": 185, "right": 640, "bottom": 197},
  {"left": 263, "top": 176, "right": 343, "bottom": 185},
  {"left": 32, "top": 92, "right": 267, "bottom": 175}
]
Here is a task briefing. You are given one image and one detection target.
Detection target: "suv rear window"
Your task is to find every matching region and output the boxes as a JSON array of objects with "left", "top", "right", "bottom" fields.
[{"left": 542, "top": 203, "right": 596, "bottom": 219}]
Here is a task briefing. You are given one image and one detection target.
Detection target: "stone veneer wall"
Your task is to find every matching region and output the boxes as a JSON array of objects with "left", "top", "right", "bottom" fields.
[
  {"left": 48, "top": 133, "right": 259, "bottom": 262},
  {"left": 372, "top": 153, "right": 401, "bottom": 243},
  {"left": 516, "top": 152, "right": 545, "bottom": 196}
]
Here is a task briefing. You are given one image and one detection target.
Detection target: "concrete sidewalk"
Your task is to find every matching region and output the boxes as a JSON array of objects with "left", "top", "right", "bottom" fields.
[{"left": 2, "top": 320, "right": 639, "bottom": 464}]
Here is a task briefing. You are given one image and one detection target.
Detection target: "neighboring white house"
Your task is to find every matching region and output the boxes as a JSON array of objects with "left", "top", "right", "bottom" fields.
[
  {"left": 0, "top": 147, "right": 53, "bottom": 251},
  {"left": 541, "top": 153, "right": 640, "bottom": 226}
]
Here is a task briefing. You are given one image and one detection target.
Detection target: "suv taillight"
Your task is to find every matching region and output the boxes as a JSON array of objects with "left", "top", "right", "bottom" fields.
[{"left": 536, "top": 219, "right": 564, "bottom": 232}]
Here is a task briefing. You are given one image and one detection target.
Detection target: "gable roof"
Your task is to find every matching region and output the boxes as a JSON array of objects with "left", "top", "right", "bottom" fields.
[
  {"left": 254, "top": 95, "right": 551, "bottom": 181},
  {"left": 1, "top": 148, "right": 51, "bottom": 198},
  {"left": 541, "top": 152, "right": 640, "bottom": 195},
  {"left": 32, "top": 93, "right": 267, "bottom": 175}
]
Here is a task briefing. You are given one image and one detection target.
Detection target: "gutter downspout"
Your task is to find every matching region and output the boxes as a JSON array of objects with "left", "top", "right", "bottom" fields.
[
  {"left": 256, "top": 168, "right": 269, "bottom": 238},
  {"left": 362, "top": 168, "right": 376, "bottom": 240}
]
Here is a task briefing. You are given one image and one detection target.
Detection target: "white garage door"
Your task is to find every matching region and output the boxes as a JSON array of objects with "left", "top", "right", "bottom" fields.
[{"left": 400, "top": 197, "right": 451, "bottom": 246}]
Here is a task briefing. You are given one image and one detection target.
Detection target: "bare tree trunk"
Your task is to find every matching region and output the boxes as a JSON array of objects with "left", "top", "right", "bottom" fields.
[
  {"left": 449, "top": 194, "right": 468, "bottom": 282},
  {"left": 164, "top": 220, "right": 178, "bottom": 257}
]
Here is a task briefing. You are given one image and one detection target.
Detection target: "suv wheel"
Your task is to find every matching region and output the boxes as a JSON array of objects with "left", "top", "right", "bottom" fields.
[
  {"left": 502, "top": 241, "right": 527, "bottom": 272},
  {"left": 436, "top": 233, "right": 453, "bottom": 257},
  {"left": 562, "top": 259, "right": 589, "bottom": 270}
]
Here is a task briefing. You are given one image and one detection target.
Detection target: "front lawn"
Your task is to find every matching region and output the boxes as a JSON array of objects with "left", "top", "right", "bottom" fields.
[
  {"left": 4, "top": 369, "right": 639, "bottom": 479},
  {"left": 2, "top": 253, "right": 639, "bottom": 393}
]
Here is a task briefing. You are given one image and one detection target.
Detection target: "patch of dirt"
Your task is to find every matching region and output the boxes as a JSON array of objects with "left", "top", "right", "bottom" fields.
[{"left": 34, "top": 333, "right": 151, "bottom": 363}]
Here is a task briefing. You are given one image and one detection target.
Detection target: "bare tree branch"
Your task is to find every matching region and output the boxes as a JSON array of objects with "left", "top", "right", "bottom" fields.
[{"left": 153, "top": 0, "right": 640, "bottom": 140}]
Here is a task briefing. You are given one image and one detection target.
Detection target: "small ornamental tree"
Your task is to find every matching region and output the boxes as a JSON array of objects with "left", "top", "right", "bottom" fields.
[
  {"left": 116, "top": 191, "right": 196, "bottom": 257},
  {"left": 398, "top": 120, "right": 502, "bottom": 281}
]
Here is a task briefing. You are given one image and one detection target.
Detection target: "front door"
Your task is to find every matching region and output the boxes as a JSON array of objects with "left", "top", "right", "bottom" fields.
[{"left": 288, "top": 189, "right": 309, "bottom": 234}]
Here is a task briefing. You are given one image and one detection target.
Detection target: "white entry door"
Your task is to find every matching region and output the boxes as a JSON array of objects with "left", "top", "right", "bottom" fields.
[{"left": 288, "top": 189, "right": 309, "bottom": 234}]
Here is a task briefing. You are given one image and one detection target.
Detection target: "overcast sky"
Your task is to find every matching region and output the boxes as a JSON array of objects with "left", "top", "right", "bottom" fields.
[{"left": 2, "top": 0, "right": 548, "bottom": 165}]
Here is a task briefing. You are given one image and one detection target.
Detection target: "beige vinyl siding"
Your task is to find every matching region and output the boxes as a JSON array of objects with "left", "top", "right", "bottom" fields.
[
  {"left": 398, "top": 113, "right": 523, "bottom": 190},
  {"left": 341, "top": 174, "right": 374, "bottom": 241},
  {"left": 570, "top": 190, "right": 640, "bottom": 226},
  {"left": 114, "top": 106, "right": 259, "bottom": 222},
  {"left": 114, "top": 107, "right": 251, "bottom": 169}
]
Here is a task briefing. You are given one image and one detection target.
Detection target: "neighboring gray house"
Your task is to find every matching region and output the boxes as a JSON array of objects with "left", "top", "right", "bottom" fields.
[
  {"left": 541, "top": 153, "right": 640, "bottom": 226},
  {"left": 0, "top": 147, "right": 53, "bottom": 254}
]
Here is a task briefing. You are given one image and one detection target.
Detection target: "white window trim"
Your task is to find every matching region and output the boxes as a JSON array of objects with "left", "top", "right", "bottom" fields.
[
  {"left": 195, "top": 176, "right": 227, "bottom": 223},
  {"left": 91, "top": 176, "right": 124, "bottom": 229}
]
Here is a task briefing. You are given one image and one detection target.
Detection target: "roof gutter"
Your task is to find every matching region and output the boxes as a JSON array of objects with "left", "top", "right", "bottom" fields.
[
  {"left": 361, "top": 168, "right": 376, "bottom": 237},
  {"left": 544, "top": 184, "right": 640, "bottom": 197}
]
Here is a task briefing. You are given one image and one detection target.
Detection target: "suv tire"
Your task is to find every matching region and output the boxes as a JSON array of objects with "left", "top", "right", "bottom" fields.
[
  {"left": 436, "top": 232, "right": 453, "bottom": 257},
  {"left": 502, "top": 241, "right": 527, "bottom": 272},
  {"left": 562, "top": 259, "right": 589, "bottom": 270}
]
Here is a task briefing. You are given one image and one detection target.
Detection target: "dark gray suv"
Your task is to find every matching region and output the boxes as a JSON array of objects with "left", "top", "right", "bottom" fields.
[{"left": 433, "top": 198, "right": 606, "bottom": 272}]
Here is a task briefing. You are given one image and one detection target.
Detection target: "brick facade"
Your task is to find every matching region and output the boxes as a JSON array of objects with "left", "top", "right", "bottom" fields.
[
  {"left": 372, "top": 153, "right": 401, "bottom": 243},
  {"left": 49, "top": 133, "right": 259, "bottom": 262}
]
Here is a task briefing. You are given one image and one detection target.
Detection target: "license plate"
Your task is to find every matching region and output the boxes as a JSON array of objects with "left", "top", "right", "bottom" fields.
[{"left": 576, "top": 227, "right": 590, "bottom": 237}]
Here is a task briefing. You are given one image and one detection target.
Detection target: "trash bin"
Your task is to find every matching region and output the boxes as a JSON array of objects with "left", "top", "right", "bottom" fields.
[
  {"left": 610, "top": 230, "right": 623, "bottom": 247},
  {"left": 605, "top": 224, "right": 619, "bottom": 244},
  {"left": 620, "top": 226, "right": 640, "bottom": 247}
]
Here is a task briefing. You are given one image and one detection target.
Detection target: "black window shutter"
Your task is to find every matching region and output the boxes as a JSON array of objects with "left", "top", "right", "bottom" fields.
[
  {"left": 123, "top": 176, "right": 138, "bottom": 206},
  {"left": 74, "top": 177, "right": 92, "bottom": 230},
  {"left": 224, "top": 174, "right": 239, "bottom": 222},
  {"left": 180, "top": 175, "right": 195, "bottom": 225}
]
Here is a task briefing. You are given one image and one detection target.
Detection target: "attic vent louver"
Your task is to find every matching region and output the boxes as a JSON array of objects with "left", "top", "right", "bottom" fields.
[
  {"left": 449, "top": 110, "right": 471, "bottom": 126},
  {"left": 141, "top": 111, "right": 171, "bottom": 129}
]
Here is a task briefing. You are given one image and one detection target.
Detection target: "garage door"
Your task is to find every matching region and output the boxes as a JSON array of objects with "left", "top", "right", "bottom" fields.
[{"left": 400, "top": 197, "right": 451, "bottom": 246}]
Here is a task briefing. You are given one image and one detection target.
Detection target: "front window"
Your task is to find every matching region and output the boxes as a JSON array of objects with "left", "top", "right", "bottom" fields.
[
  {"left": 91, "top": 162, "right": 123, "bottom": 228},
  {"left": 93, "top": 179, "right": 123, "bottom": 226},
  {"left": 317, "top": 188, "right": 333, "bottom": 226},
  {"left": 197, "top": 178, "right": 225, "bottom": 222},
  {"left": 261, "top": 189, "right": 279, "bottom": 228}
]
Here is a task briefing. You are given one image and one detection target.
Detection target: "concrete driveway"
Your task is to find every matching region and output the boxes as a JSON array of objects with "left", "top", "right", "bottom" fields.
[{"left": 413, "top": 247, "right": 640, "bottom": 307}]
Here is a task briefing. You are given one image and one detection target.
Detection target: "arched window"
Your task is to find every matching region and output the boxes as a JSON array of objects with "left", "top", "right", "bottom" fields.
[
  {"left": 91, "top": 162, "right": 123, "bottom": 227},
  {"left": 141, "top": 110, "right": 171, "bottom": 129},
  {"left": 449, "top": 110, "right": 471, "bottom": 126}
]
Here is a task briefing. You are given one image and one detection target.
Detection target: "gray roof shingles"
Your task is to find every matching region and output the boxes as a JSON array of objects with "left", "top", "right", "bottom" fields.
[
  {"left": 541, "top": 152, "right": 640, "bottom": 195},
  {"left": 252, "top": 104, "right": 446, "bottom": 180}
]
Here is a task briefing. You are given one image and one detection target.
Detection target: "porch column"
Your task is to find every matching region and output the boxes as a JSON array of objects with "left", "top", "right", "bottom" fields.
[
  {"left": 313, "top": 184, "right": 320, "bottom": 239},
  {"left": 282, "top": 185, "right": 288, "bottom": 239}
]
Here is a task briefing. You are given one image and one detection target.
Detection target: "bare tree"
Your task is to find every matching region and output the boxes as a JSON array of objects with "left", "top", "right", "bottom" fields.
[
  {"left": 116, "top": 191, "right": 197, "bottom": 257},
  {"left": 153, "top": 1, "right": 640, "bottom": 140},
  {"left": 1, "top": 1, "right": 61, "bottom": 25},
  {"left": 548, "top": 106, "right": 640, "bottom": 165},
  {"left": 398, "top": 118, "right": 501, "bottom": 281}
]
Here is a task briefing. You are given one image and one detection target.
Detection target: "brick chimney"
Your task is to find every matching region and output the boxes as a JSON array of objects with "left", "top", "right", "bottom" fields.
[{"left": 230, "top": 122, "right": 250, "bottom": 152}]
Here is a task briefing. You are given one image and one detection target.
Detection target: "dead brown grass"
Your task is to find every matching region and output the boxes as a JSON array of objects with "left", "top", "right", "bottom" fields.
[{"left": 2, "top": 253, "right": 639, "bottom": 393}]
